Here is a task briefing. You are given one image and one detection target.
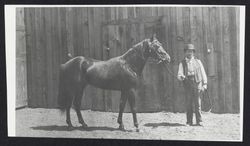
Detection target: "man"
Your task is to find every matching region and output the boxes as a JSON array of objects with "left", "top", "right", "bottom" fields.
[{"left": 177, "top": 44, "right": 207, "bottom": 126}]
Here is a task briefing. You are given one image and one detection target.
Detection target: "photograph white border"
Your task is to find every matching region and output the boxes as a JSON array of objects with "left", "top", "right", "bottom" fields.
[{"left": 5, "top": 5, "right": 245, "bottom": 141}]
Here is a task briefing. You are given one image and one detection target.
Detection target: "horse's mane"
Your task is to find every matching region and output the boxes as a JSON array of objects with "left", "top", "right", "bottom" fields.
[{"left": 121, "top": 39, "right": 148, "bottom": 60}]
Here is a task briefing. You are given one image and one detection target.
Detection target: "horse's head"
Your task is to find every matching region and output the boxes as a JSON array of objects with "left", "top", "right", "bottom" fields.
[{"left": 143, "top": 35, "right": 171, "bottom": 64}]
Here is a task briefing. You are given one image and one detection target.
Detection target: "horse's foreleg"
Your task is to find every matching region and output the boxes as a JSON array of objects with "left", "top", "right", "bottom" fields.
[
  {"left": 75, "top": 108, "right": 87, "bottom": 128},
  {"left": 128, "top": 89, "right": 139, "bottom": 132},
  {"left": 117, "top": 91, "right": 128, "bottom": 130},
  {"left": 66, "top": 107, "right": 73, "bottom": 129}
]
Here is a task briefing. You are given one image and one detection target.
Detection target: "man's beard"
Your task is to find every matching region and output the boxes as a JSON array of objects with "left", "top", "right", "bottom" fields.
[{"left": 186, "top": 54, "right": 193, "bottom": 59}]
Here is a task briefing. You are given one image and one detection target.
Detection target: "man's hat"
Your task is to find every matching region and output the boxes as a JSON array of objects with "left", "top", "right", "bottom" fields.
[{"left": 184, "top": 44, "right": 195, "bottom": 52}]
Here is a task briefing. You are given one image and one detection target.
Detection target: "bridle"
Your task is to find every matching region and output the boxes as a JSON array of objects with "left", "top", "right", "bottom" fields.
[{"left": 146, "top": 40, "right": 166, "bottom": 64}]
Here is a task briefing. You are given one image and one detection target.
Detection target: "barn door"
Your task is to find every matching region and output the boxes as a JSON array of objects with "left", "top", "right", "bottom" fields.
[{"left": 102, "top": 16, "right": 171, "bottom": 112}]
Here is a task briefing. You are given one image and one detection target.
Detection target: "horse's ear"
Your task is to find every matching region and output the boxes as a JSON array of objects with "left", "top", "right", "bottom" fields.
[
  {"left": 150, "top": 34, "right": 157, "bottom": 42},
  {"left": 143, "top": 39, "right": 149, "bottom": 48}
]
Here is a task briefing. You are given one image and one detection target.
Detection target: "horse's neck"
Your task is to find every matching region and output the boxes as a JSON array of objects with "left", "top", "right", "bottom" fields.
[{"left": 122, "top": 43, "right": 147, "bottom": 76}]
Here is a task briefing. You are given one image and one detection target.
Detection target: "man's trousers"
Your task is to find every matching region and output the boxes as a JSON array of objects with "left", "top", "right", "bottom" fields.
[{"left": 183, "top": 76, "right": 202, "bottom": 124}]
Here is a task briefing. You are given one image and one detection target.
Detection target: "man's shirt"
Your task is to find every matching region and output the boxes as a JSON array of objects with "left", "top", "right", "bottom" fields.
[{"left": 177, "top": 56, "right": 207, "bottom": 89}]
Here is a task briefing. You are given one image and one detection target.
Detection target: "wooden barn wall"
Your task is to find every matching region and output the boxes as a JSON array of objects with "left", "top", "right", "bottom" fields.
[
  {"left": 16, "top": 8, "right": 28, "bottom": 108},
  {"left": 23, "top": 7, "right": 240, "bottom": 113}
]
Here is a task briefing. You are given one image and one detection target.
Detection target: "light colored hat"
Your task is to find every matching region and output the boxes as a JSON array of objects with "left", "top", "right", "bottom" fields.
[{"left": 184, "top": 44, "right": 195, "bottom": 52}]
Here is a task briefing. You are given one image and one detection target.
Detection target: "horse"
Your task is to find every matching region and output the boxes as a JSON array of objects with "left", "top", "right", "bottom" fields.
[{"left": 57, "top": 35, "right": 171, "bottom": 131}]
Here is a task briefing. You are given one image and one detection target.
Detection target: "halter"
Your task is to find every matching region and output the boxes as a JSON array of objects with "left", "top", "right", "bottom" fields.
[{"left": 146, "top": 39, "right": 165, "bottom": 64}]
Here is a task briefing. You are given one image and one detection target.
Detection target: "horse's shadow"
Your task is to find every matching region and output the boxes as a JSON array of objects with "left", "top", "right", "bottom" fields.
[
  {"left": 144, "top": 122, "right": 185, "bottom": 128},
  {"left": 31, "top": 125, "right": 132, "bottom": 132}
]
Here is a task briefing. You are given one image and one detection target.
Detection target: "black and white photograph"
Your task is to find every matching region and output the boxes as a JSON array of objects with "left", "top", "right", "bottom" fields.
[{"left": 5, "top": 5, "right": 245, "bottom": 141}]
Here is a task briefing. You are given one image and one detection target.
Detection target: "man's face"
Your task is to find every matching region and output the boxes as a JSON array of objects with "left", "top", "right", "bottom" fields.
[{"left": 185, "top": 49, "right": 194, "bottom": 59}]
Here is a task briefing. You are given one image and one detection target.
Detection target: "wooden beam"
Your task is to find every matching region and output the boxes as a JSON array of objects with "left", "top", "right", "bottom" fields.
[{"left": 102, "top": 16, "right": 163, "bottom": 26}]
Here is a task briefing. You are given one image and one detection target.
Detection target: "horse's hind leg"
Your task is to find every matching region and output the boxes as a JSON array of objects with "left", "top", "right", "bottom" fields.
[
  {"left": 65, "top": 90, "right": 74, "bottom": 129},
  {"left": 117, "top": 90, "right": 128, "bottom": 130},
  {"left": 73, "top": 84, "right": 88, "bottom": 128}
]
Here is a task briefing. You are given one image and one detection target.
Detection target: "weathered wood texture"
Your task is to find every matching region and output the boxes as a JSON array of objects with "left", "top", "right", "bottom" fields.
[
  {"left": 20, "top": 7, "right": 240, "bottom": 113},
  {"left": 16, "top": 8, "right": 28, "bottom": 108}
]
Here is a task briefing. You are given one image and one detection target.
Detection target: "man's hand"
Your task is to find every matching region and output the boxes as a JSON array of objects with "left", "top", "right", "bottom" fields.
[
  {"left": 202, "top": 84, "right": 207, "bottom": 91},
  {"left": 178, "top": 75, "right": 186, "bottom": 81}
]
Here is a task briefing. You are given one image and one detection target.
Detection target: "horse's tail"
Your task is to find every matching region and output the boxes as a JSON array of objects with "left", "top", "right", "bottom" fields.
[
  {"left": 57, "top": 66, "right": 67, "bottom": 113},
  {"left": 57, "top": 54, "right": 74, "bottom": 113}
]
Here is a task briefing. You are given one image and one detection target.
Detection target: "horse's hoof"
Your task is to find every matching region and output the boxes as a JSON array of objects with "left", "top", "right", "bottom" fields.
[
  {"left": 81, "top": 123, "right": 88, "bottom": 128},
  {"left": 67, "top": 125, "right": 74, "bottom": 131},
  {"left": 118, "top": 125, "right": 125, "bottom": 131}
]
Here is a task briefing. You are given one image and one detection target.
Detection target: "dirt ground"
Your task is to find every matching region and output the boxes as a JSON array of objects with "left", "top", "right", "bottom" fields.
[{"left": 16, "top": 108, "right": 241, "bottom": 141}]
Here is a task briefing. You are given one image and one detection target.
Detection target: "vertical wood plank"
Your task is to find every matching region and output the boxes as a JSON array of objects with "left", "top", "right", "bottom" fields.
[
  {"left": 183, "top": 7, "right": 191, "bottom": 43},
  {"left": 65, "top": 8, "right": 74, "bottom": 57},
  {"left": 128, "top": 7, "right": 136, "bottom": 18},
  {"left": 16, "top": 8, "right": 28, "bottom": 108},
  {"left": 208, "top": 7, "right": 217, "bottom": 76},
  {"left": 216, "top": 8, "right": 226, "bottom": 113},
  {"left": 41, "top": 8, "right": 48, "bottom": 107},
  {"left": 28, "top": 8, "right": 38, "bottom": 107},
  {"left": 118, "top": 7, "right": 123, "bottom": 20},
  {"left": 152, "top": 7, "right": 158, "bottom": 16},
  {"left": 222, "top": 8, "right": 233, "bottom": 113},
  {"left": 35, "top": 8, "right": 46, "bottom": 107},
  {"left": 110, "top": 7, "right": 116, "bottom": 20},
  {"left": 54, "top": 8, "right": 64, "bottom": 108},
  {"left": 58, "top": 8, "right": 69, "bottom": 107},
  {"left": 170, "top": 7, "right": 180, "bottom": 112},
  {"left": 230, "top": 7, "right": 240, "bottom": 113},
  {"left": 24, "top": 8, "right": 33, "bottom": 107},
  {"left": 122, "top": 7, "right": 128, "bottom": 19},
  {"left": 73, "top": 8, "right": 81, "bottom": 56},
  {"left": 206, "top": 7, "right": 220, "bottom": 112},
  {"left": 53, "top": 8, "right": 61, "bottom": 107},
  {"left": 88, "top": 8, "right": 95, "bottom": 58},
  {"left": 43, "top": 8, "right": 53, "bottom": 108},
  {"left": 162, "top": 8, "right": 173, "bottom": 111}
]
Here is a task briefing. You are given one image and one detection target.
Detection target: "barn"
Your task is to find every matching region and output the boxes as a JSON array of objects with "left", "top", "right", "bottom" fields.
[{"left": 16, "top": 6, "right": 240, "bottom": 114}]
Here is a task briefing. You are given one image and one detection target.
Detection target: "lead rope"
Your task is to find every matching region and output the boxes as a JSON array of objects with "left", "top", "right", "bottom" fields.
[{"left": 163, "top": 63, "right": 213, "bottom": 113}]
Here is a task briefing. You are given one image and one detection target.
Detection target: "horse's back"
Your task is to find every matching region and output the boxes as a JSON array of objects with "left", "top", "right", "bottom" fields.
[
  {"left": 61, "top": 56, "right": 98, "bottom": 70},
  {"left": 85, "top": 57, "right": 139, "bottom": 90},
  {"left": 60, "top": 56, "right": 94, "bottom": 83}
]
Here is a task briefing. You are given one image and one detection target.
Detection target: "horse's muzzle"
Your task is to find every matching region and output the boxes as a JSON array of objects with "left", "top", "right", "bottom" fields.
[{"left": 162, "top": 56, "right": 171, "bottom": 64}]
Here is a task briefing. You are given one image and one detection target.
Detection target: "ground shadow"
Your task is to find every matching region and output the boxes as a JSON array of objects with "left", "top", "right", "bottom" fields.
[
  {"left": 144, "top": 122, "right": 185, "bottom": 128},
  {"left": 31, "top": 125, "right": 133, "bottom": 132}
]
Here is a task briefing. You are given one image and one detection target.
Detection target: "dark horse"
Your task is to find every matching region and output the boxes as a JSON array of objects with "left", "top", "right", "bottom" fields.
[{"left": 58, "top": 36, "right": 171, "bottom": 131}]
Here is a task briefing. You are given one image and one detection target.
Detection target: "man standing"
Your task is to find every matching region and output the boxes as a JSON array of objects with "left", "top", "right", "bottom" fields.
[{"left": 177, "top": 44, "right": 207, "bottom": 126}]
